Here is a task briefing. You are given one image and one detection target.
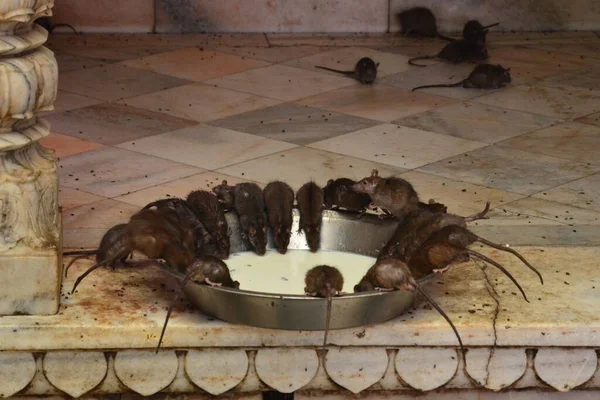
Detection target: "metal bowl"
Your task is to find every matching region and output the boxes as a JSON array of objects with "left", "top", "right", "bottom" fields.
[{"left": 158, "top": 209, "right": 434, "bottom": 331}]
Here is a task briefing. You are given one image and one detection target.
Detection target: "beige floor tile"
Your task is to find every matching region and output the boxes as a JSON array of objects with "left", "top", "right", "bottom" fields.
[
  {"left": 62, "top": 199, "right": 141, "bottom": 249},
  {"left": 378, "top": 63, "right": 497, "bottom": 100},
  {"left": 469, "top": 208, "right": 566, "bottom": 227},
  {"left": 501, "top": 197, "right": 600, "bottom": 226},
  {"left": 117, "top": 124, "right": 297, "bottom": 170},
  {"left": 397, "top": 170, "right": 524, "bottom": 216},
  {"left": 526, "top": 42, "right": 600, "bottom": 60},
  {"left": 475, "top": 84, "right": 600, "bottom": 119},
  {"left": 39, "top": 91, "right": 103, "bottom": 115},
  {"left": 214, "top": 45, "right": 328, "bottom": 63},
  {"left": 470, "top": 224, "right": 600, "bottom": 246},
  {"left": 501, "top": 122, "right": 600, "bottom": 165},
  {"left": 59, "top": 188, "right": 106, "bottom": 211},
  {"left": 396, "top": 102, "right": 561, "bottom": 144},
  {"left": 46, "top": 103, "right": 198, "bottom": 145},
  {"left": 59, "top": 147, "right": 203, "bottom": 198},
  {"left": 542, "top": 65, "right": 600, "bottom": 91},
  {"left": 309, "top": 123, "right": 486, "bottom": 169},
  {"left": 122, "top": 48, "right": 271, "bottom": 82},
  {"left": 577, "top": 111, "right": 600, "bottom": 127},
  {"left": 418, "top": 145, "right": 600, "bottom": 196},
  {"left": 487, "top": 46, "right": 598, "bottom": 85},
  {"left": 121, "top": 83, "right": 280, "bottom": 122},
  {"left": 284, "top": 46, "right": 414, "bottom": 78},
  {"left": 40, "top": 133, "right": 103, "bottom": 159},
  {"left": 534, "top": 173, "right": 600, "bottom": 213},
  {"left": 208, "top": 103, "right": 379, "bottom": 145},
  {"left": 59, "top": 64, "right": 190, "bottom": 101},
  {"left": 54, "top": 52, "right": 108, "bottom": 73},
  {"left": 206, "top": 64, "right": 354, "bottom": 101},
  {"left": 297, "top": 84, "right": 457, "bottom": 122},
  {"left": 115, "top": 172, "right": 252, "bottom": 207},
  {"left": 216, "top": 147, "right": 407, "bottom": 191}
]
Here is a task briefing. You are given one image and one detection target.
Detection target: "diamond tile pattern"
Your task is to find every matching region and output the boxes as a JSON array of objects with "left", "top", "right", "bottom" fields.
[{"left": 46, "top": 33, "right": 600, "bottom": 248}]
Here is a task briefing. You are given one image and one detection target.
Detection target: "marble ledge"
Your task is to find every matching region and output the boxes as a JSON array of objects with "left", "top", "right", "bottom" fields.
[{"left": 0, "top": 246, "right": 599, "bottom": 350}]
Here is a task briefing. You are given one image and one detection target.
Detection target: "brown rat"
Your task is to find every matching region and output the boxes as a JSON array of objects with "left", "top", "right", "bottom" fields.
[
  {"left": 324, "top": 178, "right": 372, "bottom": 214},
  {"left": 186, "top": 190, "right": 230, "bottom": 260},
  {"left": 315, "top": 57, "right": 380, "bottom": 84},
  {"left": 263, "top": 181, "right": 295, "bottom": 254},
  {"left": 354, "top": 258, "right": 464, "bottom": 354},
  {"left": 304, "top": 265, "right": 344, "bottom": 347},
  {"left": 64, "top": 224, "right": 129, "bottom": 277},
  {"left": 234, "top": 183, "right": 268, "bottom": 255},
  {"left": 396, "top": 7, "right": 454, "bottom": 41},
  {"left": 408, "top": 225, "right": 531, "bottom": 301},
  {"left": 70, "top": 209, "right": 197, "bottom": 294},
  {"left": 296, "top": 181, "right": 324, "bottom": 252},
  {"left": 408, "top": 39, "right": 488, "bottom": 67},
  {"left": 156, "top": 256, "right": 240, "bottom": 352},
  {"left": 463, "top": 21, "right": 499, "bottom": 45},
  {"left": 412, "top": 64, "right": 511, "bottom": 92},
  {"left": 353, "top": 170, "right": 421, "bottom": 219},
  {"left": 212, "top": 180, "right": 236, "bottom": 211}
]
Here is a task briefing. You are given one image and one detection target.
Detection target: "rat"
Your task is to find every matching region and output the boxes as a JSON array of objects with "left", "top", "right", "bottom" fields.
[
  {"left": 296, "top": 182, "right": 324, "bottom": 252},
  {"left": 35, "top": 17, "right": 78, "bottom": 34},
  {"left": 354, "top": 258, "right": 464, "bottom": 354},
  {"left": 304, "top": 265, "right": 344, "bottom": 347},
  {"left": 376, "top": 203, "right": 491, "bottom": 262},
  {"left": 263, "top": 181, "right": 295, "bottom": 254},
  {"left": 412, "top": 64, "right": 511, "bottom": 92},
  {"left": 463, "top": 21, "right": 499, "bottom": 45},
  {"left": 156, "top": 256, "right": 240, "bottom": 352},
  {"left": 396, "top": 7, "right": 454, "bottom": 41},
  {"left": 212, "top": 180, "right": 236, "bottom": 211},
  {"left": 315, "top": 57, "right": 380, "bottom": 84},
  {"left": 408, "top": 39, "right": 488, "bottom": 67},
  {"left": 234, "top": 183, "right": 268, "bottom": 255},
  {"left": 64, "top": 224, "right": 129, "bottom": 277},
  {"left": 70, "top": 209, "right": 197, "bottom": 294},
  {"left": 323, "top": 178, "right": 372, "bottom": 215},
  {"left": 408, "top": 226, "right": 531, "bottom": 301},
  {"left": 411, "top": 224, "right": 543, "bottom": 285},
  {"left": 352, "top": 170, "right": 421, "bottom": 219},
  {"left": 142, "top": 197, "right": 212, "bottom": 257},
  {"left": 186, "top": 190, "right": 230, "bottom": 260}
]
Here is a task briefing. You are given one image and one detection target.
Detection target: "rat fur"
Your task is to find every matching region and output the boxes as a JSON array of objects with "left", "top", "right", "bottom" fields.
[
  {"left": 263, "top": 181, "right": 295, "bottom": 254},
  {"left": 296, "top": 182, "right": 324, "bottom": 252},
  {"left": 234, "top": 183, "right": 268, "bottom": 255},
  {"left": 305, "top": 265, "right": 344, "bottom": 347},
  {"left": 412, "top": 64, "right": 511, "bottom": 92},
  {"left": 324, "top": 178, "right": 372, "bottom": 214},
  {"left": 212, "top": 180, "right": 236, "bottom": 211},
  {"left": 397, "top": 7, "right": 454, "bottom": 41},
  {"left": 315, "top": 57, "right": 380, "bottom": 84},
  {"left": 186, "top": 190, "right": 230, "bottom": 260}
]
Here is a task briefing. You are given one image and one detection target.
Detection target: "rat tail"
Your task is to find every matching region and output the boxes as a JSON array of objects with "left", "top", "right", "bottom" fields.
[
  {"left": 483, "top": 22, "right": 500, "bottom": 30},
  {"left": 71, "top": 261, "right": 107, "bottom": 294},
  {"left": 315, "top": 66, "right": 355, "bottom": 76},
  {"left": 416, "top": 286, "right": 464, "bottom": 356},
  {"left": 474, "top": 237, "right": 543, "bottom": 284},
  {"left": 411, "top": 80, "right": 464, "bottom": 92},
  {"left": 64, "top": 254, "right": 95, "bottom": 277},
  {"left": 323, "top": 296, "right": 332, "bottom": 348},
  {"left": 156, "top": 273, "right": 192, "bottom": 353},
  {"left": 464, "top": 201, "right": 491, "bottom": 222},
  {"left": 436, "top": 33, "right": 456, "bottom": 42},
  {"left": 50, "top": 23, "right": 78, "bottom": 34},
  {"left": 408, "top": 55, "right": 437, "bottom": 67},
  {"left": 467, "top": 250, "right": 529, "bottom": 302}
]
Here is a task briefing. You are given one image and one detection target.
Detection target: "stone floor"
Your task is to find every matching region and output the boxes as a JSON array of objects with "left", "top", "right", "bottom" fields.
[{"left": 41, "top": 32, "right": 600, "bottom": 250}]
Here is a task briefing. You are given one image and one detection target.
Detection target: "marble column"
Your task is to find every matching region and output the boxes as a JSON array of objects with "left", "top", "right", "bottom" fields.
[{"left": 0, "top": 0, "right": 60, "bottom": 315}]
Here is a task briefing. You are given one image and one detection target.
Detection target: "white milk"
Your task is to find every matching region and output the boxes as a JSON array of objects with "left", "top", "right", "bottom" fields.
[{"left": 227, "top": 249, "right": 375, "bottom": 295}]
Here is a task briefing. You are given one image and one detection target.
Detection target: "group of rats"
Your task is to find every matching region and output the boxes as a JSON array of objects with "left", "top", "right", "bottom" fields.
[
  {"left": 64, "top": 170, "right": 543, "bottom": 354},
  {"left": 316, "top": 7, "right": 512, "bottom": 93}
]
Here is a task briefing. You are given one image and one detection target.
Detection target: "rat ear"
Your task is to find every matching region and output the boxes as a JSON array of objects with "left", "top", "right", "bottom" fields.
[
  {"left": 506, "top": 68, "right": 511, "bottom": 72},
  {"left": 327, "top": 179, "right": 334, "bottom": 185},
  {"left": 222, "top": 180, "right": 228, "bottom": 185},
  {"left": 371, "top": 169, "right": 379, "bottom": 177},
  {"left": 249, "top": 227, "right": 256, "bottom": 236},
  {"left": 375, "top": 62, "right": 380, "bottom": 68}
]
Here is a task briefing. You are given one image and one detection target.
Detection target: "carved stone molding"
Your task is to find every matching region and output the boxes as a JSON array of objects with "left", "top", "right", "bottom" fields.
[
  {"left": 0, "top": 0, "right": 59, "bottom": 316},
  {"left": 0, "top": 347, "right": 597, "bottom": 397}
]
